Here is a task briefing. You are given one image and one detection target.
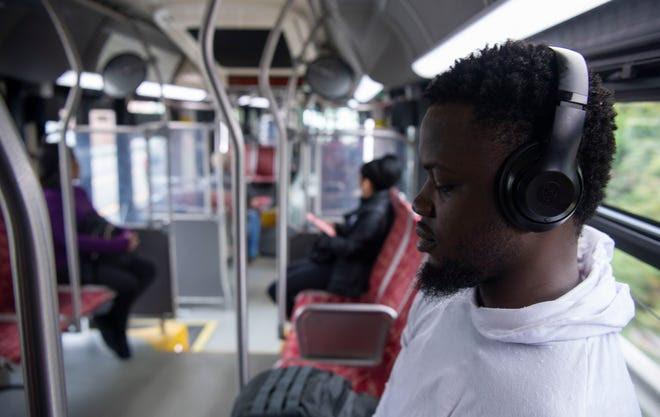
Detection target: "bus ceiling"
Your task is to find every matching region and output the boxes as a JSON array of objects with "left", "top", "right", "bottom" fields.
[{"left": 1, "top": 0, "right": 660, "bottom": 98}]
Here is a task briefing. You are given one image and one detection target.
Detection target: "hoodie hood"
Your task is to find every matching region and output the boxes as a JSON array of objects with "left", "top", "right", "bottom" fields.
[{"left": 470, "top": 226, "right": 635, "bottom": 345}]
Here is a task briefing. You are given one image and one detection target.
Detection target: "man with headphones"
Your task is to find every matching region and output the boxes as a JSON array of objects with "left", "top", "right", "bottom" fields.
[{"left": 374, "top": 41, "right": 641, "bottom": 416}]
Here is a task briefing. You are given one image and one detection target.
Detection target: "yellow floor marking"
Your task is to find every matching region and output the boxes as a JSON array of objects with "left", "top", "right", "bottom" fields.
[
  {"left": 191, "top": 320, "right": 218, "bottom": 352},
  {"left": 128, "top": 320, "right": 189, "bottom": 353}
]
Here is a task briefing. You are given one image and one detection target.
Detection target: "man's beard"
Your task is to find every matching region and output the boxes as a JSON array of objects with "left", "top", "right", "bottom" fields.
[
  {"left": 415, "top": 217, "right": 520, "bottom": 300},
  {"left": 416, "top": 259, "right": 490, "bottom": 300}
]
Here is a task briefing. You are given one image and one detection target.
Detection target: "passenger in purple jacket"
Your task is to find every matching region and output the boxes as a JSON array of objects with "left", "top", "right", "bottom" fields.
[{"left": 39, "top": 144, "right": 154, "bottom": 359}]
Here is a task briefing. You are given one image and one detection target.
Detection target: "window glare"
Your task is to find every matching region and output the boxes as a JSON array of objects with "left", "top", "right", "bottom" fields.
[{"left": 605, "top": 102, "right": 660, "bottom": 223}]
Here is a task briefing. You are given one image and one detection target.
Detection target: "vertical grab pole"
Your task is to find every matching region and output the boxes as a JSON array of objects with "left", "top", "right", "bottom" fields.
[
  {"left": 200, "top": 0, "right": 249, "bottom": 388},
  {"left": 214, "top": 122, "right": 232, "bottom": 308},
  {"left": 202, "top": 128, "right": 212, "bottom": 216},
  {"left": 41, "top": 0, "right": 83, "bottom": 331},
  {"left": 283, "top": 18, "right": 322, "bottom": 126},
  {"left": 313, "top": 131, "right": 322, "bottom": 216},
  {"left": 129, "top": 21, "right": 170, "bottom": 227},
  {"left": 285, "top": 21, "right": 321, "bottom": 218},
  {"left": 301, "top": 134, "right": 312, "bottom": 218},
  {"left": 0, "top": 99, "right": 68, "bottom": 417},
  {"left": 145, "top": 128, "right": 154, "bottom": 224},
  {"left": 260, "top": 0, "right": 295, "bottom": 338}
]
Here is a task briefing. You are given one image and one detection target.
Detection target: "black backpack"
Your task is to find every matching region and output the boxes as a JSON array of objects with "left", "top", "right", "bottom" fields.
[{"left": 231, "top": 366, "right": 378, "bottom": 417}]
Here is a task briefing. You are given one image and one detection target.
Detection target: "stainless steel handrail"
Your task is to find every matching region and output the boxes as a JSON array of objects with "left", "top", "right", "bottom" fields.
[
  {"left": 260, "top": 0, "right": 295, "bottom": 338},
  {"left": 283, "top": 17, "right": 323, "bottom": 126},
  {"left": 214, "top": 123, "right": 232, "bottom": 309},
  {"left": 200, "top": 0, "right": 249, "bottom": 388},
  {"left": 129, "top": 17, "right": 172, "bottom": 229},
  {"left": 284, "top": 17, "right": 322, "bottom": 218},
  {"left": 0, "top": 95, "right": 68, "bottom": 417},
  {"left": 129, "top": 20, "right": 172, "bottom": 124},
  {"left": 42, "top": 0, "right": 83, "bottom": 330}
]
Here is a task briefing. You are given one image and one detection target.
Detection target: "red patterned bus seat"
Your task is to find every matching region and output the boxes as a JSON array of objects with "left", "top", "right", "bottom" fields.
[
  {"left": 0, "top": 210, "right": 114, "bottom": 364},
  {"left": 246, "top": 144, "right": 276, "bottom": 183},
  {"left": 278, "top": 188, "right": 423, "bottom": 397}
]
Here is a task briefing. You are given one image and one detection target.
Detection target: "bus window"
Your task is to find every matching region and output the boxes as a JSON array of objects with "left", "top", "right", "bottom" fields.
[
  {"left": 75, "top": 128, "right": 147, "bottom": 224},
  {"left": 613, "top": 249, "right": 660, "bottom": 365},
  {"left": 320, "top": 135, "right": 362, "bottom": 216},
  {"left": 129, "top": 136, "right": 149, "bottom": 221},
  {"left": 166, "top": 126, "right": 210, "bottom": 215},
  {"left": 606, "top": 102, "right": 660, "bottom": 223},
  {"left": 147, "top": 134, "right": 169, "bottom": 219},
  {"left": 605, "top": 101, "right": 660, "bottom": 366}
]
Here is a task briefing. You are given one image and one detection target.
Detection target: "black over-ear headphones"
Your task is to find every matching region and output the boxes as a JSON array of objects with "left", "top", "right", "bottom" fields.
[{"left": 496, "top": 46, "right": 589, "bottom": 232}]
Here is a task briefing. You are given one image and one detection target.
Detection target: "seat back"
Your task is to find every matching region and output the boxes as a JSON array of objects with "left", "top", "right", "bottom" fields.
[
  {"left": 255, "top": 145, "right": 276, "bottom": 182},
  {"left": 278, "top": 190, "right": 423, "bottom": 397},
  {"left": 362, "top": 189, "right": 422, "bottom": 313},
  {"left": 246, "top": 144, "right": 276, "bottom": 183}
]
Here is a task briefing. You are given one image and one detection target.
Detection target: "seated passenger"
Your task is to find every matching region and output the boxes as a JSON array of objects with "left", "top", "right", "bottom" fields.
[
  {"left": 374, "top": 41, "right": 641, "bottom": 416},
  {"left": 268, "top": 154, "right": 402, "bottom": 317},
  {"left": 39, "top": 144, "right": 155, "bottom": 359}
]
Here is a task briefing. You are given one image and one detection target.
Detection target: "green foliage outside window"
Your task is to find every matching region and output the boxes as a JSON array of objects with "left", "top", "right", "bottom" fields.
[
  {"left": 614, "top": 249, "right": 660, "bottom": 362},
  {"left": 606, "top": 102, "right": 660, "bottom": 221},
  {"left": 606, "top": 102, "right": 660, "bottom": 364}
]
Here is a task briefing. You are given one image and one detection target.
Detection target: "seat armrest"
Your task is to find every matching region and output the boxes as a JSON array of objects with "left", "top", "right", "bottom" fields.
[{"left": 294, "top": 303, "right": 397, "bottom": 366}]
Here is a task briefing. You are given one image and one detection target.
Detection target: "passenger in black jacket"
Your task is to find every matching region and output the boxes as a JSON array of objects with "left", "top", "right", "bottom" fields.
[{"left": 268, "top": 154, "right": 402, "bottom": 317}]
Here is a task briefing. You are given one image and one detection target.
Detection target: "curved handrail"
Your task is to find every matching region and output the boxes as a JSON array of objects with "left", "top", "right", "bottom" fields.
[
  {"left": 283, "top": 17, "right": 323, "bottom": 125},
  {"left": 200, "top": 0, "right": 249, "bottom": 388},
  {"left": 285, "top": 17, "right": 323, "bottom": 229},
  {"left": 128, "top": 21, "right": 171, "bottom": 226},
  {"left": 259, "top": 0, "right": 295, "bottom": 338},
  {"left": 42, "top": 0, "right": 84, "bottom": 330},
  {"left": 0, "top": 96, "right": 68, "bottom": 416}
]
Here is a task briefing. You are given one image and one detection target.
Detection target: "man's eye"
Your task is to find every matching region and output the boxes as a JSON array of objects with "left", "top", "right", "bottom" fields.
[{"left": 435, "top": 184, "right": 455, "bottom": 194}]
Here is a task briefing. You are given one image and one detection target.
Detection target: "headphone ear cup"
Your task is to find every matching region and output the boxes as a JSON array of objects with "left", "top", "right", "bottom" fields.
[
  {"left": 497, "top": 143, "right": 582, "bottom": 232},
  {"left": 497, "top": 143, "right": 542, "bottom": 230}
]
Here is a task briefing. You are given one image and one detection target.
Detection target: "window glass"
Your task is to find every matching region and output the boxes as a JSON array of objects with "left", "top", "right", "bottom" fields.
[
  {"left": 613, "top": 249, "right": 660, "bottom": 365},
  {"left": 167, "top": 127, "right": 211, "bottom": 214},
  {"left": 314, "top": 132, "right": 411, "bottom": 217},
  {"left": 129, "top": 137, "right": 149, "bottom": 221},
  {"left": 605, "top": 102, "right": 660, "bottom": 222},
  {"left": 319, "top": 134, "right": 362, "bottom": 216},
  {"left": 146, "top": 134, "right": 169, "bottom": 219},
  {"left": 75, "top": 130, "right": 148, "bottom": 224}
]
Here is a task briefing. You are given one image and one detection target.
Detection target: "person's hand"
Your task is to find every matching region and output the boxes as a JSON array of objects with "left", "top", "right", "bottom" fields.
[
  {"left": 126, "top": 231, "right": 140, "bottom": 251},
  {"left": 306, "top": 212, "right": 336, "bottom": 237}
]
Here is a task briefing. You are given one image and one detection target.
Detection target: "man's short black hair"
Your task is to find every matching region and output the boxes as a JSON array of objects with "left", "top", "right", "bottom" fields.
[{"left": 423, "top": 40, "right": 616, "bottom": 228}]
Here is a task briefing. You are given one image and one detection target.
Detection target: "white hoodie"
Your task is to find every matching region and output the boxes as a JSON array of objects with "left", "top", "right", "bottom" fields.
[{"left": 374, "top": 226, "right": 641, "bottom": 417}]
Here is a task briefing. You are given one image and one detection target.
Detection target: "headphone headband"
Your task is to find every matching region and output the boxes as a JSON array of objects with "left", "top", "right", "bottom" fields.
[{"left": 549, "top": 46, "right": 589, "bottom": 106}]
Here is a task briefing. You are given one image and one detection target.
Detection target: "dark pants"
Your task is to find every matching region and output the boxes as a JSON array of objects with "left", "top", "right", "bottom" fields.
[
  {"left": 267, "top": 258, "right": 332, "bottom": 318},
  {"left": 58, "top": 253, "right": 155, "bottom": 357},
  {"left": 91, "top": 254, "right": 155, "bottom": 336}
]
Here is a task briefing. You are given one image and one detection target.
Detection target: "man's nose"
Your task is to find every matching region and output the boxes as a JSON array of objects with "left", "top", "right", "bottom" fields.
[{"left": 413, "top": 184, "right": 435, "bottom": 218}]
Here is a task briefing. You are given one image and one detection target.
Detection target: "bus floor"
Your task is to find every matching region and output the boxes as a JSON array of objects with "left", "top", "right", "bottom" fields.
[
  {"left": 0, "top": 256, "right": 283, "bottom": 417},
  {"left": 176, "top": 255, "right": 282, "bottom": 353}
]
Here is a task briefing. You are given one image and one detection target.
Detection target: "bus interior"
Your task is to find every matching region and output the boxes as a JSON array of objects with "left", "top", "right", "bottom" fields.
[{"left": 0, "top": 0, "right": 659, "bottom": 416}]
